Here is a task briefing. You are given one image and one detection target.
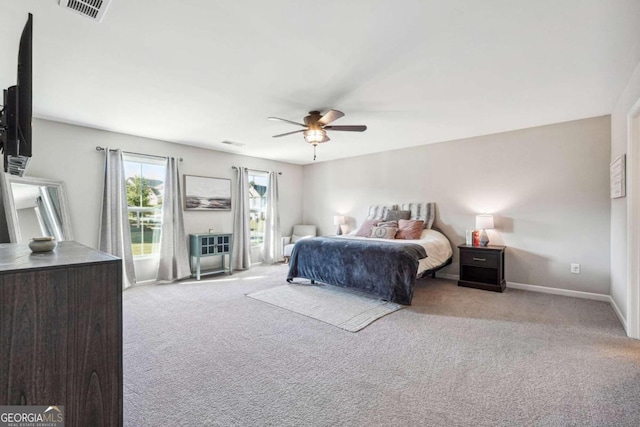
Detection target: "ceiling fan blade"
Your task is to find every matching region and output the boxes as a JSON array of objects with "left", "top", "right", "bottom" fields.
[
  {"left": 268, "top": 117, "right": 307, "bottom": 127},
  {"left": 324, "top": 125, "right": 367, "bottom": 132},
  {"left": 272, "top": 129, "right": 306, "bottom": 138},
  {"left": 318, "top": 109, "right": 345, "bottom": 125}
]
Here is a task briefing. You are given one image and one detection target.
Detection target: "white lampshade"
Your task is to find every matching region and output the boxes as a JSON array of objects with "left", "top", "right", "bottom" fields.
[
  {"left": 475, "top": 214, "right": 494, "bottom": 230},
  {"left": 333, "top": 215, "right": 346, "bottom": 225}
]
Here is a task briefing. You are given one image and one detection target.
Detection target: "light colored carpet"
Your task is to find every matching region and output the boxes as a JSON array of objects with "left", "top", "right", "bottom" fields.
[
  {"left": 123, "top": 263, "right": 640, "bottom": 427},
  {"left": 246, "top": 282, "right": 403, "bottom": 332}
]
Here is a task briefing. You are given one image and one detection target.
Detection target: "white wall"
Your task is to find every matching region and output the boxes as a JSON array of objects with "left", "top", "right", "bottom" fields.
[
  {"left": 303, "top": 116, "right": 611, "bottom": 295},
  {"left": 21, "top": 119, "right": 304, "bottom": 278},
  {"left": 610, "top": 61, "right": 640, "bottom": 321},
  {"left": 10, "top": 116, "right": 612, "bottom": 295}
]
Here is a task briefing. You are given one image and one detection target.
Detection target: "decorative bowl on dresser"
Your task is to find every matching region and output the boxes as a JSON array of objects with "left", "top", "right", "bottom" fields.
[
  {"left": 457, "top": 244, "right": 506, "bottom": 292},
  {"left": 28, "top": 236, "right": 57, "bottom": 252}
]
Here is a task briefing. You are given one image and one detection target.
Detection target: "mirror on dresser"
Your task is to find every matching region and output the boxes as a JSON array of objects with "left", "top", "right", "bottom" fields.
[{"left": 0, "top": 173, "right": 74, "bottom": 243}]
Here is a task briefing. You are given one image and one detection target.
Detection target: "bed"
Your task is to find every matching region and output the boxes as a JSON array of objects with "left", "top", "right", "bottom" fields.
[{"left": 286, "top": 228, "right": 453, "bottom": 305}]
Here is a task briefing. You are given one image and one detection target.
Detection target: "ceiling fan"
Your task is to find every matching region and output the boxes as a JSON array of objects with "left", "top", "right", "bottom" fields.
[{"left": 268, "top": 109, "right": 367, "bottom": 160}]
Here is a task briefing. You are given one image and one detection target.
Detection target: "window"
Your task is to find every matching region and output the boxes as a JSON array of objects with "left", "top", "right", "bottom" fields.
[
  {"left": 248, "top": 171, "right": 269, "bottom": 246},
  {"left": 123, "top": 155, "right": 166, "bottom": 256}
]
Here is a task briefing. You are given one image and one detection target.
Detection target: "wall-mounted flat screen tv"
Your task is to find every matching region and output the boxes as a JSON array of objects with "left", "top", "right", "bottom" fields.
[{"left": 0, "top": 13, "right": 33, "bottom": 177}]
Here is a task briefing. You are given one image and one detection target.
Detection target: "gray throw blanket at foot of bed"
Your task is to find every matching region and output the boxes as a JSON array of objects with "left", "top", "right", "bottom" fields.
[{"left": 286, "top": 237, "right": 427, "bottom": 305}]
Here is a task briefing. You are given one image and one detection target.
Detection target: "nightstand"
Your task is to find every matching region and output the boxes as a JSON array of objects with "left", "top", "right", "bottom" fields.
[{"left": 458, "top": 244, "right": 506, "bottom": 292}]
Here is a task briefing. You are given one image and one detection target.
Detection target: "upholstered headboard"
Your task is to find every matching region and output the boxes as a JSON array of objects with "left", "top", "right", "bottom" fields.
[
  {"left": 365, "top": 204, "right": 398, "bottom": 220},
  {"left": 364, "top": 202, "right": 436, "bottom": 229},
  {"left": 399, "top": 202, "right": 436, "bottom": 229}
]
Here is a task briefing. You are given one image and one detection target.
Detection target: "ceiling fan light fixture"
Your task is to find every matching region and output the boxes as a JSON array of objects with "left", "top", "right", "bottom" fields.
[
  {"left": 269, "top": 109, "right": 366, "bottom": 160},
  {"left": 304, "top": 129, "right": 326, "bottom": 144}
]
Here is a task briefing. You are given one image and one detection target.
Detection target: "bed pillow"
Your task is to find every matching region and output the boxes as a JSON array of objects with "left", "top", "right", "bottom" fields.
[
  {"left": 365, "top": 204, "right": 398, "bottom": 220},
  {"left": 376, "top": 220, "right": 399, "bottom": 228},
  {"left": 355, "top": 219, "right": 381, "bottom": 237},
  {"left": 370, "top": 226, "right": 398, "bottom": 239},
  {"left": 395, "top": 219, "right": 425, "bottom": 240},
  {"left": 399, "top": 202, "right": 436, "bottom": 229},
  {"left": 383, "top": 210, "right": 411, "bottom": 222}
]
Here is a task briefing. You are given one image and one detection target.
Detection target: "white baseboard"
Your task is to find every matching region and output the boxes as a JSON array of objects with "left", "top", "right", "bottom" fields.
[
  {"left": 608, "top": 296, "right": 628, "bottom": 332},
  {"left": 506, "top": 281, "right": 610, "bottom": 302}
]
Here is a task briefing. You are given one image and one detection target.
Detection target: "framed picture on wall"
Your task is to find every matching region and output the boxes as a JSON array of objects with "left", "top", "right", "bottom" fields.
[
  {"left": 184, "top": 175, "right": 231, "bottom": 210},
  {"left": 610, "top": 154, "right": 626, "bottom": 199}
]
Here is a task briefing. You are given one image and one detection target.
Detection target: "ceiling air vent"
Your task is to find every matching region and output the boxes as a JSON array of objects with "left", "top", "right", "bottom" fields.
[{"left": 59, "top": 0, "right": 112, "bottom": 23}]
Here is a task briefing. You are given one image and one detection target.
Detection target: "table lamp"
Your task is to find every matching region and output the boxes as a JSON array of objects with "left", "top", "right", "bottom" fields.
[
  {"left": 334, "top": 215, "right": 345, "bottom": 235},
  {"left": 475, "top": 214, "right": 494, "bottom": 247}
]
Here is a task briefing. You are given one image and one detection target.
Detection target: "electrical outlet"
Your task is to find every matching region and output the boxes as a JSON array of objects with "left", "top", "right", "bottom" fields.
[{"left": 571, "top": 263, "right": 580, "bottom": 274}]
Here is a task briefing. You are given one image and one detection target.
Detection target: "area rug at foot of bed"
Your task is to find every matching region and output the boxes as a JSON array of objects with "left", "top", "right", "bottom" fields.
[{"left": 245, "top": 282, "right": 404, "bottom": 332}]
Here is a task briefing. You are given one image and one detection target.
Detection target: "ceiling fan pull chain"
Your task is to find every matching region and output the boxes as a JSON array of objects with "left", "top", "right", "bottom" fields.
[{"left": 313, "top": 145, "right": 317, "bottom": 161}]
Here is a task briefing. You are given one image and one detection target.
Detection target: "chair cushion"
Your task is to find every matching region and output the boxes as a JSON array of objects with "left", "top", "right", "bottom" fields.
[
  {"left": 283, "top": 243, "right": 296, "bottom": 257},
  {"left": 283, "top": 225, "right": 317, "bottom": 258},
  {"left": 291, "top": 234, "right": 313, "bottom": 243},
  {"left": 292, "top": 225, "right": 316, "bottom": 238}
]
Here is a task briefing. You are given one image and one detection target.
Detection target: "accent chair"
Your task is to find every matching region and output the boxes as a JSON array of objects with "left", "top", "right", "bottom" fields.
[{"left": 281, "top": 224, "right": 317, "bottom": 263}]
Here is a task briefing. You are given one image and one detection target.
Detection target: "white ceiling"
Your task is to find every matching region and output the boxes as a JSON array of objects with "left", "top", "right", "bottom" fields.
[{"left": 2, "top": 0, "right": 640, "bottom": 165}]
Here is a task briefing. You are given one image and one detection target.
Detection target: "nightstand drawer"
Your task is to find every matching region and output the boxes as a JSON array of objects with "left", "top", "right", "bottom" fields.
[{"left": 461, "top": 250, "right": 499, "bottom": 268}]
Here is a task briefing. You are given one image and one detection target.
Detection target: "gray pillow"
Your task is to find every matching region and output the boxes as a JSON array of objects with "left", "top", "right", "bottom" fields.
[{"left": 384, "top": 210, "right": 411, "bottom": 221}]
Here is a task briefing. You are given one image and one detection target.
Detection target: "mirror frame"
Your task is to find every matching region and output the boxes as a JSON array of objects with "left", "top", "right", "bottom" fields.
[{"left": 0, "top": 173, "right": 74, "bottom": 243}]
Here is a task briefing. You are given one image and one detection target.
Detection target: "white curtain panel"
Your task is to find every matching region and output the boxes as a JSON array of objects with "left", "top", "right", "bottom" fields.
[
  {"left": 262, "top": 171, "right": 283, "bottom": 263},
  {"left": 232, "top": 166, "right": 252, "bottom": 270},
  {"left": 98, "top": 148, "right": 136, "bottom": 290},
  {"left": 157, "top": 157, "right": 191, "bottom": 282}
]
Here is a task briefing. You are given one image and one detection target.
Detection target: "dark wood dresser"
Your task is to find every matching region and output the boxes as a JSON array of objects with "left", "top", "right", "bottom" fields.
[{"left": 0, "top": 241, "right": 123, "bottom": 426}]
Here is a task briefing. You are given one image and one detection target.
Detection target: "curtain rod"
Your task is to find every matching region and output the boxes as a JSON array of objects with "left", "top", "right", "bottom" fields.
[
  {"left": 232, "top": 166, "right": 282, "bottom": 175},
  {"left": 95, "top": 146, "right": 183, "bottom": 162}
]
